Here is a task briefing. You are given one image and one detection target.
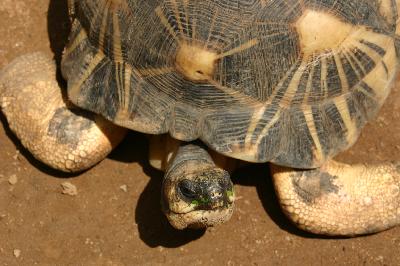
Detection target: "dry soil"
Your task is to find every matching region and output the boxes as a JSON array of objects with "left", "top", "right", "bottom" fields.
[{"left": 0, "top": 1, "right": 400, "bottom": 265}]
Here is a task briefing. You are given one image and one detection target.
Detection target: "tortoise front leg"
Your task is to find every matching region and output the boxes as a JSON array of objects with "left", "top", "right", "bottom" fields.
[
  {"left": 271, "top": 160, "right": 400, "bottom": 236},
  {"left": 149, "top": 135, "right": 235, "bottom": 229},
  {"left": 0, "top": 53, "right": 127, "bottom": 172}
]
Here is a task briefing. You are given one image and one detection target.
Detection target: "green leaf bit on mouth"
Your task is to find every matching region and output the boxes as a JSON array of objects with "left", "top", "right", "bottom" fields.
[{"left": 191, "top": 197, "right": 210, "bottom": 206}]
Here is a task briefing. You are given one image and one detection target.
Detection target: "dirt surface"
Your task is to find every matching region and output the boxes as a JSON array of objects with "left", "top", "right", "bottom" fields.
[{"left": 1, "top": 1, "right": 400, "bottom": 265}]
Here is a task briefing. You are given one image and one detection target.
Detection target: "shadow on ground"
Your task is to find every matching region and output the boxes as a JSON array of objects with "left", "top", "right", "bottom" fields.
[{"left": 110, "top": 133, "right": 207, "bottom": 247}]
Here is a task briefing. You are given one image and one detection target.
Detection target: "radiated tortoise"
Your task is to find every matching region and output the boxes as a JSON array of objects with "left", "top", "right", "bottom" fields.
[{"left": 1, "top": 0, "right": 400, "bottom": 235}]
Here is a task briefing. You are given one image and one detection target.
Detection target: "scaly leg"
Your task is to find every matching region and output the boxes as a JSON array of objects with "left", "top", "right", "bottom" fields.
[
  {"left": 0, "top": 53, "right": 127, "bottom": 172},
  {"left": 271, "top": 160, "right": 400, "bottom": 236}
]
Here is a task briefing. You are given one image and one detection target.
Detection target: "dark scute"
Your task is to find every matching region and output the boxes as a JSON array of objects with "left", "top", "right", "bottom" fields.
[
  {"left": 169, "top": 105, "right": 201, "bottom": 141},
  {"left": 313, "top": 103, "right": 348, "bottom": 158},
  {"left": 253, "top": 103, "right": 284, "bottom": 161},
  {"left": 360, "top": 39, "right": 386, "bottom": 57},
  {"left": 340, "top": 54, "right": 360, "bottom": 89},
  {"left": 272, "top": 108, "right": 315, "bottom": 168},
  {"left": 352, "top": 47, "right": 376, "bottom": 74},
  {"left": 348, "top": 83, "right": 379, "bottom": 129},
  {"left": 202, "top": 108, "right": 254, "bottom": 154},
  {"left": 325, "top": 54, "right": 343, "bottom": 98}
]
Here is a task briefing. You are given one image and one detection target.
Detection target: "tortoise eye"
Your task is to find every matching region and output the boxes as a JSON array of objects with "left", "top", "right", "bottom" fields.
[{"left": 178, "top": 179, "right": 198, "bottom": 200}]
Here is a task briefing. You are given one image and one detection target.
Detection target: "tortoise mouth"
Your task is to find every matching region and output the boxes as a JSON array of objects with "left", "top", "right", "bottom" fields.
[{"left": 166, "top": 205, "right": 234, "bottom": 229}]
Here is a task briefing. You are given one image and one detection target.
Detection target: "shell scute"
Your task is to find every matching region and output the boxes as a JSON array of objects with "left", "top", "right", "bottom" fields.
[{"left": 63, "top": 0, "right": 400, "bottom": 167}]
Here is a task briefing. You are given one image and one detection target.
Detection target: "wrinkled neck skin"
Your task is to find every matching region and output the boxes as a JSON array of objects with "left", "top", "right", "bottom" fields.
[{"left": 165, "top": 143, "right": 216, "bottom": 176}]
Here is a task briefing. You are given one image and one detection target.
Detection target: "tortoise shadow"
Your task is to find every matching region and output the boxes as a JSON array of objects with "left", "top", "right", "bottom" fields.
[
  {"left": 111, "top": 133, "right": 338, "bottom": 246},
  {"left": 232, "top": 164, "right": 317, "bottom": 238},
  {"left": 47, "top": 0, "right": 70, "bottom": 69},
  {"left": 109, "top": 132, "right": 206, "bottom": 247}
]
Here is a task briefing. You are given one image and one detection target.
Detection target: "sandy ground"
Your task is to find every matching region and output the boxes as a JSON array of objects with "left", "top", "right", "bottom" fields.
[{"left": 0, "top": 1, "right": 400, "bottom": 265}]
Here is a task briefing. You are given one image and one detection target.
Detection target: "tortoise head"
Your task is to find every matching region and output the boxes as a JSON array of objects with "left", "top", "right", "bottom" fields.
[{"left": 162, "top": 164, "right": 235, "bottom": 229}]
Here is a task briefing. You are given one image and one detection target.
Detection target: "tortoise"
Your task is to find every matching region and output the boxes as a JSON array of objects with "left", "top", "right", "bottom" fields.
[{"left": 1, "top": 0, "right": 400, "bottom": 236}]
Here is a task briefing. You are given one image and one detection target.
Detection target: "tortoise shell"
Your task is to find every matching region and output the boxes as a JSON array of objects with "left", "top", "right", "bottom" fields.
[{"left": 61, "top": 0, "right": 400, "bottom": 168}]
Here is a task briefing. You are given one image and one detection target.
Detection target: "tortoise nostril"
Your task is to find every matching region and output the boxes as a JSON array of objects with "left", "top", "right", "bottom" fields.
[
  {"left": 178, "top": 179, "right": 198, "bottom": 200},
  {"left": 207, "top": 185, "right": 224, "bottom": 200}
]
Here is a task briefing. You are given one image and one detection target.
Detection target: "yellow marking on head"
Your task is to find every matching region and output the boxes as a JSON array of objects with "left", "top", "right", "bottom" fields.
[
  {"left": 295, "top": 10, "right": 355, "bottom": 58},
  {"left": 215, "top": 39, "right": 259, "bottom": 59}
]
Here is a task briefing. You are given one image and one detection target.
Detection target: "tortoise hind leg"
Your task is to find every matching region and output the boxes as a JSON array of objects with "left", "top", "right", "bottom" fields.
[
  {"left": 271, "top": 160, "right": 400, "bottom": 236},
  {"left": 0, "top": 53, "right": 127, "bottom": 172}
]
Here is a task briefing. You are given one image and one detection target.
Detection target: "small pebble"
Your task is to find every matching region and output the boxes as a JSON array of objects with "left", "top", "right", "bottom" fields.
[
  {"left": 61, "top": 182, "right": 78, "bottom": 196},
  {"left": 13, "top": 150, "right": 20, "bottom": 160},
  {"left": 13, "top": 249, "right": 21, "bottom": 258},
  {"left": 119, "top": 185, "right": 128, "bottom": 193},
  {"left": 8, "top": 175, "right": 18, "bottom": 185}
]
